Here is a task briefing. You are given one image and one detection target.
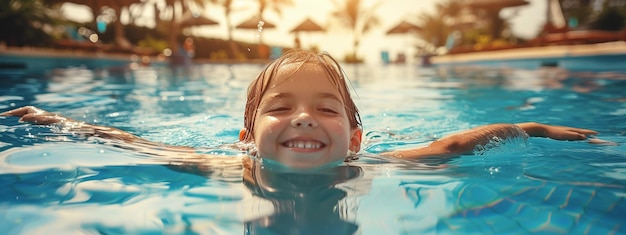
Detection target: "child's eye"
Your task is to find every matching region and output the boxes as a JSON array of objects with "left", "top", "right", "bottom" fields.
[
  {"left": 319, "top": 107, "right": 338, "bottom": 114},
  {"left": 268, "top": 107, "right": 290, "bottom": 112}
]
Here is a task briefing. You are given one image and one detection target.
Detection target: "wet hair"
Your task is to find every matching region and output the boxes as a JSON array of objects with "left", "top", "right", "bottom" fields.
[{"left": 242, "top": 50, "right": 362, "bottom": 142}]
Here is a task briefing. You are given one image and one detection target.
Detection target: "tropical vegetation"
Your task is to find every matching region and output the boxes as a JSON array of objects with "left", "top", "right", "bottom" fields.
[
  {"left": 0, "top": 0, "right": 65, "bottom": 47},
  {"left": 2, "top": 0, "right": 626, "bottom": 63},
  {"left": 331, "top": 0, "right": 380, "bottom": 63},
  {"left": 413, "top": 0, "right": 626, "bottom": 55}
]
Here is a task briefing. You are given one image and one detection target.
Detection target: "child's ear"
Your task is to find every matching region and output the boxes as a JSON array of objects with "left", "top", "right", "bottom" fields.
[
  {"left": 239, "top": 128, "right": 247, "bottom": 141},
  {"left": 349, "top": 128, "right": 362, "bottom": 153}
]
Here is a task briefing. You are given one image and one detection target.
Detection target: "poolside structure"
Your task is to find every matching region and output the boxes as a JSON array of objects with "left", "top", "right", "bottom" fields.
[
  {"left": 236, "top": 16, "right": 276, "bottom": 59},
  {"left": 430, "top": 0, "right": 626, "bottom": 71},
  {"left": 430, "top": 41, "right": 626, "bottom": 71},
  {"left": 289, "top": 18, "right": 325, "bottom": 49},
  {"left": 385, "top": 20, "right": 422, "bottom": 64},
  {"left": 180, "top": 15, "right": 219, "bottom": 29},
  {"left": 386, "top": 20, "right": 422, "bottom": 35},
  {"left": 235, "top": 16, "right": 277, "bottom": 43}
]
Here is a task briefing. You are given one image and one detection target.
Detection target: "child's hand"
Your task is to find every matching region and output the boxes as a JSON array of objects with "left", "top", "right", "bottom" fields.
[
  {"left": 1, "top": 106, "right": 142, "bottom": 142},
  {"left": 0, "top": 106, "right": 74, "bottom": 125},
  {"left": 533, "top": 123, "right": 618, "bottom": 145},
  {"left": 516, "top": 122, "right": 598, "bottom": 140},
  {"left": 540, "top": 124, "right": 597, "bottom": 140}
]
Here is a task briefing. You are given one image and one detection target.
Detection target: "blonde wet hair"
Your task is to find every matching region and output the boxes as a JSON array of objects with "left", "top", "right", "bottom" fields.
[{"left": 242, "top": 50, "right": 362, "bottom": 142}]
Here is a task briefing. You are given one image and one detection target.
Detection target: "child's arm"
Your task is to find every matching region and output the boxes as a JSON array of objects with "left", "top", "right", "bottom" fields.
[
  {"left": 0, "top": 106, "right": 194, "bottom": 152},
  {"left": 382, "top": 122, "right": 598, "bottom": 159}
]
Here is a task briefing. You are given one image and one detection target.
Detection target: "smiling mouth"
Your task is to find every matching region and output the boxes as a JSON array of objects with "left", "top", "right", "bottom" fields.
[{"left": 282, "top": 140, "right": 325, "bottom": 149}]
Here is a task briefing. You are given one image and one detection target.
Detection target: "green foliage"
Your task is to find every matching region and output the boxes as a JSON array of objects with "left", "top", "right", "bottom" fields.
[
  {"left": 331, "top": 0, "right": 381, "bottom": 62},
  {"left": 561, "top": 0, "right": 626, "bottom": 30},
  {"left": 591, "top": 7, "right": 625, "bottom": 31},
  {"left": 190, "top": 37, "right": 283, "bottom": 61},
  {"left": 137, "top": 36, "right": 168, "bottom": 52},
  {"left": 97, "top": 24, "right": 165, "bottom": 47},
  {"left": 210, "top": 50, "right": 229, "bottom": 60},
  {"left": 560, "top": 0, "right": 594, "bottom": 27},
  {"left": 343, "top": 53, "right": 363, "bottom": 64},
  {"left": 0, "top": 0, "right": 64, "bottom": 47},
  {"left": 416, "top": 0, "right": 523, "bottom": 54}
]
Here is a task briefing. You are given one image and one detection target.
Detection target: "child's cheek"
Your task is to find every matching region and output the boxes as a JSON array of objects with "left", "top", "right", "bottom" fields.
[
  {"left": 256, "top": 116, "right": 285, "bottom": 136},
  {"left": 265, "top": 116, "right": 285, "bottom": 128},
  {"left": 327, "top": 119, "right": 350, "bottom": 133}
]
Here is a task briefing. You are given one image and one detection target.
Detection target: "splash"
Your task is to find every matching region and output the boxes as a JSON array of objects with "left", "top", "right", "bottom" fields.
[
  {"left": 472, "top": 130, "right": 529, "bottom": 156},
  {"left": 256, "top": 21, "right": 265, "bottom": 39}
]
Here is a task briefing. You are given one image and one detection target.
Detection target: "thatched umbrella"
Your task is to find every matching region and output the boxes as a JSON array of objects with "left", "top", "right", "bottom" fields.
[
  {"left": 236, "top": 16, "right": 276, "bottom": 59},
  {"left": 180, "top": 15, "right": 219, "bottom": 28},
  {"left": 236, "top": 16, "right": 276, "bottom": 44},
  {"left": 290, "top": 18, "right": 325, "bottom": 49},
  {"left": 236, "top": 16, "right": 276, "bottom": 30},
  {"left": 290, "top": 18, "right": 324, "bottom": 33},
  {"left": 386, "top": 20, "right": 422, "bottom": 35},
  {"left": 384, "top": 20, "right": 422, "bottom": 64}
]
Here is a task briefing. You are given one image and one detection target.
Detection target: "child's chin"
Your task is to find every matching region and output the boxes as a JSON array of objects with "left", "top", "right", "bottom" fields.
[{"left": 261, "top": 157, "right": 343, "bottom": 172}]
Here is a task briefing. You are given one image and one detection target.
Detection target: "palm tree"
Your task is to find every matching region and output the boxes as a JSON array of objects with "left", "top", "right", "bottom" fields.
[
  {"left": 254, "top": 0, "right": 292, "bottom": 46},
  {"left": 436, "top": 0, "right": 464, "bottom": 26},
  {"left": 415, "top": 0, "right": 502, "bottom": 53},
  {"left": 256, "top": 0, "right": 292, "bottom": 19},
  {"left": 559, "top": 0, "right": 593, "bottom": 29},
  {"left": 331, "top": 0, "right": 381, "bottom": 62},
  {"left": 415, "top": 12, "right": 450, "bottom": 54},
  {"left": 157, "top": 0, "right": 208, "bottom": 55},
  {"left": 107, "top": 1, "right": 135, "bottom": 49},
  {"left": 215, "top": 0, "right": 241, "bottom": 58}
]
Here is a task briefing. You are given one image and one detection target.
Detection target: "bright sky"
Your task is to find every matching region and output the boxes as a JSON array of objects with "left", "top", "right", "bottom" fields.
[{"left": 62, "top": 0, "right": 548, "bottom": 64}]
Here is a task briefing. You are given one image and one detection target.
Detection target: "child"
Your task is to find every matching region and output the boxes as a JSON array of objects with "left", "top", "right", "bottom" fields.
[{"left": 0, "top": 50, "right": 599, "bottom": 170}]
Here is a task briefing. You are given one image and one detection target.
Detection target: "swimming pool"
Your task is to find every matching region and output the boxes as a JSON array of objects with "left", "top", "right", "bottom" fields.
[{"left": 0, "top": 61, "right": 625, "bottom": 234}]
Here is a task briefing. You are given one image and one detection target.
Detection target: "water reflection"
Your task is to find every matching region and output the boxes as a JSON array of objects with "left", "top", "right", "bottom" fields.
[
  {"left": 244, "top": 161, "right": 364, "bottom": 234},
  {"left": 170, "top": 156, "right": 368, "bottom": 235}
]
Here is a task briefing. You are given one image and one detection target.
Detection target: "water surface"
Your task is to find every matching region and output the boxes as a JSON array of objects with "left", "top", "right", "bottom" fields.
[{"left": 1, "top": 62, "right": 625, "bottom": 234}]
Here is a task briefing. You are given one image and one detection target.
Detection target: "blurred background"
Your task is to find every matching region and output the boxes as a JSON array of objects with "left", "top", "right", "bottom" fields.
[{"left": 1, "top": 0, "right": 625, "bottom": 64}]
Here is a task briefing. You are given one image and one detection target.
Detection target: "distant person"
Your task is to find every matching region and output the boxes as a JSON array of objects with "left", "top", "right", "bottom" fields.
[
  {"left": 380, "top": 50, "right": 390, "bottom": 65},
  {"left": 395, "top": 52, "right": 406, "bottom": 64},
  {"left": 258, "top": 44, "right": 270, "bottom": 60},
  {"left": 169, "top": 38, "right": 194, "bottom": 66},
  {"left": 183, "top": 37, "right": 195, "bottom": 58},
  {"left": 294, "top": 35, "right": 301, "bottom": 49}
]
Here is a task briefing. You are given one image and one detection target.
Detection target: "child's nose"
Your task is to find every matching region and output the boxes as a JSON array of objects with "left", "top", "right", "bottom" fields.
[{"left": 291, "top": 112, "right": 317, "bottom": 128}]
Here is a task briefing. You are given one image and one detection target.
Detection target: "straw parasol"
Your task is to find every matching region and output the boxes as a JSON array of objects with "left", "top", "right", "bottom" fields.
[
  {"left": 236, "top": 16, "right": 276, "bottom": 29},
  {"left": 386, "top": 20, "right": 422, "bottom": 35},
  {"left": 290, "top": 18, "right": 324, "bottom": 33},
  {"left": 384, "top": 20, "right": 422, "bottom": 64},
  {"left": 236, "top": 16, "right": 276, "bottom": 59},
  {"left": 290, "top": 18, "right": 325, "bottom": 49},
  {"left": 180, "top": 15, "right": 219, "bottom": 28}
]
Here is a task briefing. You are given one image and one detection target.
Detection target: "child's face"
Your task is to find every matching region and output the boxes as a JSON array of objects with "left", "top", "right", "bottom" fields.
[{"left": 249, "top": 63, "right": 362, "bottom": 169}]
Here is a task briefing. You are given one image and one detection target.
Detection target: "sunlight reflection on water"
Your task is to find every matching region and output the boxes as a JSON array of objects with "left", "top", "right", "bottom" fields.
[{"left": 0, "top": 63, "right": 625, "bottom": 234}]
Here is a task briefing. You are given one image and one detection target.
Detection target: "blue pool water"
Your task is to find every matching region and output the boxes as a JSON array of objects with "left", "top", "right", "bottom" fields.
[{"left": 0, "top": 61, "right": 625, "bottom": 234}]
